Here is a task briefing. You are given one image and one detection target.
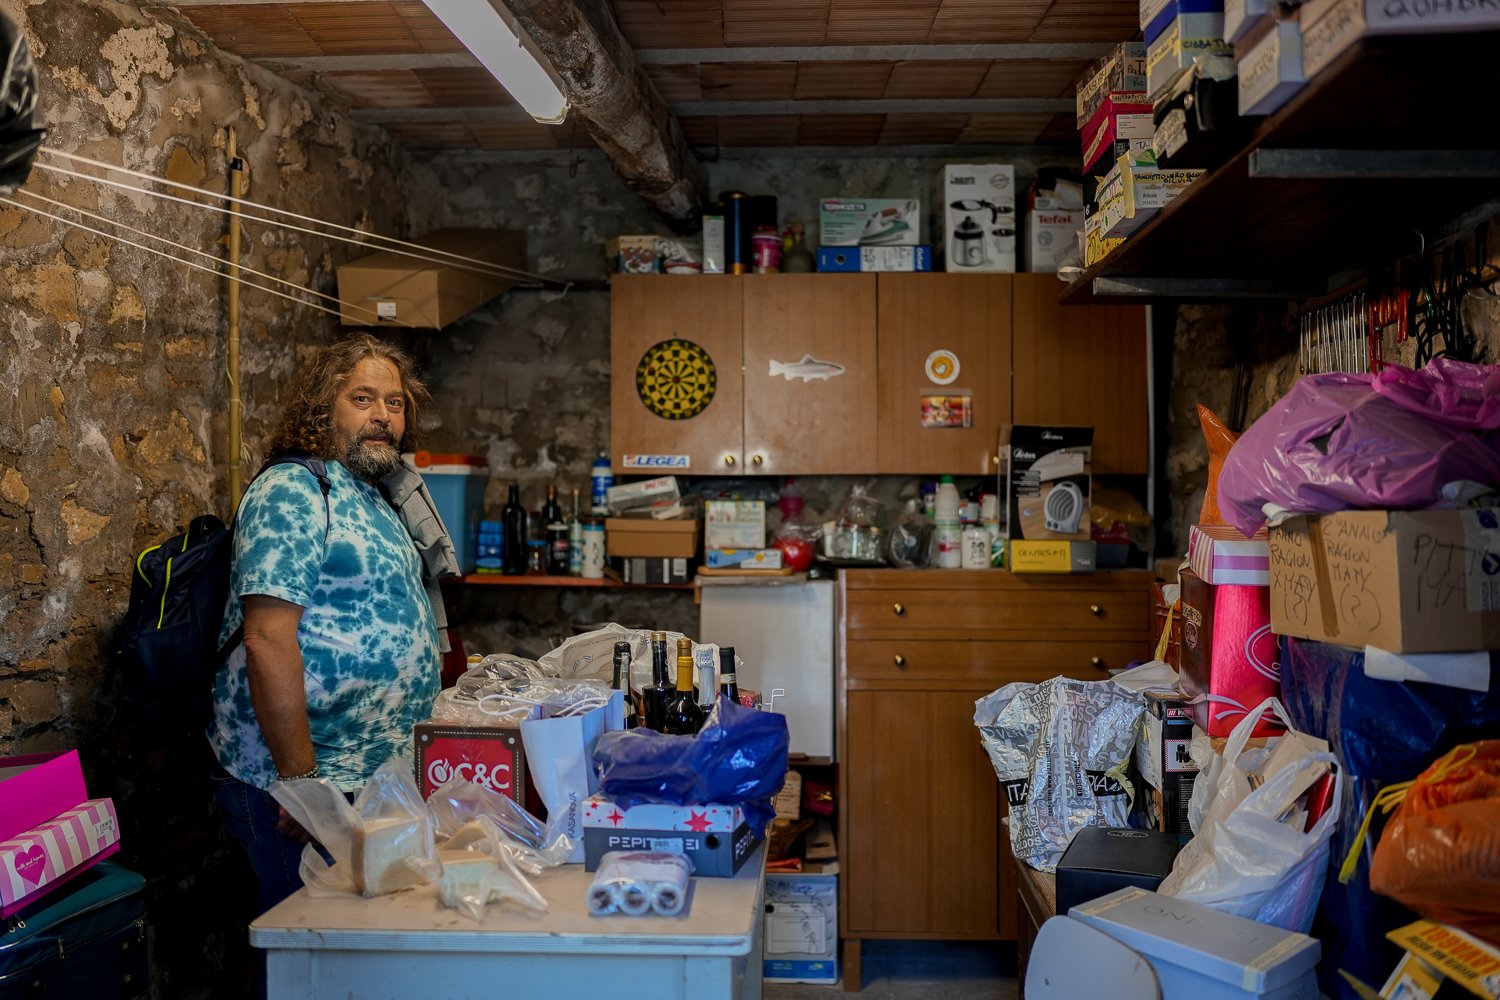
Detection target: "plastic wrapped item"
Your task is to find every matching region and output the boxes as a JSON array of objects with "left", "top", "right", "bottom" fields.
[
  {"left": 433, "top": 671, "right": 610, "bottom": 727},
  {"left": 836, "top": 480, "right": 886, "bottom": 529},
  {"left": 887, "top": 499, "right": 936, "bottom": 568},
  {"left": 586, "top": 851, "right": 694, "bottom": 917},
  {"left": 271, "top": 758, "right": 440, "bottom": 899},
  {"left": 974, "top": 677, "right": 1147, "bottom": 872},
  {"left": 1196, "top": 405, "right": 1240, "bottom": 527},
  {"left": 593, "top": 696, "right": 790, "bottom": 836},
  {"left": 427, "top": 776, "right": 574, "bottom": 874},
  {"left": 1364, "top": 741, "right": 1500, "bottom": 944},
  {"left": 1217, "top": 359, "right": 1500, "bottom": 537},
  {"left": 437, "top": 846, "right": 548, "bottom": 920}
]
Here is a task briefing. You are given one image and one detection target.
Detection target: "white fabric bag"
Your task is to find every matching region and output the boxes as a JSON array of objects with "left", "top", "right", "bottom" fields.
[{"left": 519, "top": 694, "right": 623, "bottom": 864}]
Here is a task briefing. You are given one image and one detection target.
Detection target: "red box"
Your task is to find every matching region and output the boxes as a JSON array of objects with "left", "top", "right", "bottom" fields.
[
  {"left": 0, "top": 750, "right": 89, "bottom": 843},
  {"left": 1179, "top": 568, "right": 1284, "bottom": 738},
  {"left": 413, "top": 721, "right": 528, "bottom": 805}
]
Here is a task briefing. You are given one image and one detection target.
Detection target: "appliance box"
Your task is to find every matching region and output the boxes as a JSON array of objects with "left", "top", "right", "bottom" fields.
[
  {"left": 1189, "top": 523, "right": 1270, "bottom": 585},
  {"left": 1179, "top": 568, "right": 1282, "bottom": 738},
  {"left": 941, "top": 164, "right": 1017, "bottom": 273},
  {"left": 604, "top": 517, "right": 701, "bottom": 558},
  {"left": 617, "top": 556, "right": 694, "bottom": 585},
  {"left": 704, "top": 500, "right": 766, "bottom": 550},
  {"left": 336, "top": 228, "right": 526, "bottom": 328},
  {"left": 1026, "top": 210, "right": 1085, "bottom": 272},
  {"left": 764, "top": 871, "right": 839, "bottom": 984},
  {"left": 413, "top": 721, "right": 528, "bottom": 805},
  {"left": 1055, "top": 827, "right": 1182, "bottom": 917},
  {"left": 0, "top": 750, "right": 89, "bottom": 845},
  {"left": 1237, "top": 18, "right": 1305, "bottom": 116},
  {"left": 1266, "top": 509, "right": 1500, "bottom": 653},
  {"left": 817, "top": 198, "right": 921, "bottom": 247},
  {"left": 1135, "top": 693, "right": 1199, "bottom": 842},
  {"left": 815, "top": 245, "right": 933, "bottom": 272},
  {"left": 1070, "top": 887, "right": 1321, "bottom": 998},
  {"left": 1, "top": 798, "right": 121, "bottom": 917},
  {"left": 999, "top": 424, "right": 1093, "bottom": 542}
]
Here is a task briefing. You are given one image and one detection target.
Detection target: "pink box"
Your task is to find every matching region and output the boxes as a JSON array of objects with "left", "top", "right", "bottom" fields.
[
  {"left": 1188, "top": 523, "right": 1270, "bottom": 586},
  {"left": 0, "top": 750, "right": 89, "bottom": 843},
  {"left": 1180, "top": 568, "right": 1285, "bottom": 738},
  {"left": 1, "top": 798, "right": 120, "bottom": 916}
]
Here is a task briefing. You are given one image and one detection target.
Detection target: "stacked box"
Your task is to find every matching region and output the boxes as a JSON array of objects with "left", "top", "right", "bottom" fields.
[
  {"left": 818, "top": 198, "right": 920, "bottom": 247},
  {"left": 1081, "top": 93, "right": 1154, "bottom": 173},
  {"left": 1179, "top": 567, "right": 1282, "bottom": 738},
  {"left": 1302, "top": 0, "right": 1500, "bottom": 81},
  {"left": 1147, "top": 13, "right": 1234, "bottom": 99},
  {"left": 816, "top": 245, "right": 933, "bottom": 272},
  {"left": 0, "top": 751, "right": 119, "bottom": 917},
  {"left": 1134, "top": 693, "right": 1199, "bottom": 842},
  {"left": 1075, "top": 43, "right": 1149, "bottom": 127},
  {"left": 580, "top": 795, "right": 761, "bottom": 876},
  {"left": 1236, "top": 14, "right": 1305, "bottom": 115}
]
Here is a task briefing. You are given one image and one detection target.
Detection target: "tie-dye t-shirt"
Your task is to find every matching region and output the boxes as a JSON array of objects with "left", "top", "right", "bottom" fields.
[{"left": 207, "top": 460, "right": 439, "bottom": 792}]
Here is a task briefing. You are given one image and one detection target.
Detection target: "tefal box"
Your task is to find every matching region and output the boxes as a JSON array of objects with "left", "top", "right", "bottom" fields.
[
  {"left": 605, "top": 517, "right": 700, "bottom": 559},
  {"left": 336, "top": 228, "right": 526, "bottom": 329},
  {"left": 764, "top": 870, "right": 839, "bottom": 984},
  {"left": 1, "top": 798, "right": 121, "bottom": 917},
  {"left": 941, "top": 164, "right": 1017, "bottom": 273},
  {"left": 1069, "top": 887, "right": 1321, "bottom": 999},
  {"left": 0, "top": 750, "right": 89, "bottom": 844},
  {"left": 1180, "top": 568, "right": 1283, "bottom": 738},
  {"left": 1189, "top": 523, "right": 1270, "bottom": 586},
  {"left": 414, "top": 721, "right": 528, "bottom": 805},
  {"left": 704, "top": 500, "right": 766, "bottom": 550},
  {"left": 1267, "top": 509, "right": 1500, "bottom": 653},
  {"left": 1026, "top": 211, "right": 1084, "bottom": 273},
  {"left": 581, "top": 795, "right": 760, "bottom": 876},
  {"left": 999, "top": 425, "right": 1093, "bottom": 542}
]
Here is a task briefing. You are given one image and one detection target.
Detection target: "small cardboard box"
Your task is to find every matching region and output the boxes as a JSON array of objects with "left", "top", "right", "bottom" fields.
[
  {"left": 1237, "top": 17, "right": 1305, "bottom": 116},
  {"left": 1070, "top": 887, "right": 1321, "bottom": 999},
  {"left": 1225, "top": 0, "right": 1272, "bottom": 41},
  {"left": 336, "top": 228, "right": 526, "bottom": 328},
  {"left": 1075, "top": 42, "right": 1148, "bottom": 125},
  {"left": 1189, "top": 523, "right": 1270, "bottom": 586},
  {"left": 704, "top": 500, "right": 766, "bottom": 550},
  {"left": 606, "top": 235, "right": 660, "bottom": 274},
  {"left": 605, "top": 517, "right": 700, "bottom": 558},
  {"left": 1180, "top": 568, "right": 1282, "bottom": 738},
  {"left": 413, "top": 721, "right": 527, "bottom": 804},
  {"left": 1134, "top": 693, "right": 1199, "bottom": 841},
  {"left": 1055, "top": 828, "right": 1181, "bottom": 917},
  {"left": 818, "top": 198, "right": 920, "bottom": 247},
  {"left": 1147, "top": 15, "right": 1234, "bottom": 99},
  {"left": 764, "top": 870, "right": 839, "bottom": 985},
  {"left": 1301, "top": 0, "right": 1500, "bottom": 80},
  {"left": 1026, "top": 211, "right": 1084, "bottom": 273},
  {"left": 815, "top": 245, "right": 933, "bottom": 272},
  {"left": 941, "top": 164, "right": 1016, "bottom": 273},
  {"left": 581, "top": 795, "right": 759, "bottom": 876},
  {"left": 999, "top": 425, "right": 1093, "bottom": 542},
  {"left": 1267, "top": 509, "right": 1500, "bottom": 653},
  {"left": 1007, "top": 540, "right": 1096, "bottom": 574},
  {"left": 1084, "top": 212, "right": 1125, "bottom": 267},
  {"left": 705, "top": 548, "right": 784, "bottom": 570},
  {"left": 1081, "top": 93, "right": 1153, "bottom": 172},
  {"left": 617, "top": 556, "right": 693, "bottom": 585},
  {"left": 1, "top": 798, "right": 120, "bottom": 917},
  {"left": 0, "top": 750, "right": 88, "bottom": 844}
]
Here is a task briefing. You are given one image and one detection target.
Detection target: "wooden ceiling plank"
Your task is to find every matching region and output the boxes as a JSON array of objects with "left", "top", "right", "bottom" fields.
[
  {"left": 792, "top": 61, "right": 894, "bottom": 100},
  {"left": 882, "top": 59, "right": 988, "bottom": 99}
]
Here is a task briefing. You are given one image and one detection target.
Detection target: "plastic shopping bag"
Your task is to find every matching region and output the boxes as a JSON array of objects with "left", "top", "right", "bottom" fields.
[
  {"left": 1186, "top": 697, "right": 1301, "bottom": 835},
  {"left": 521, "top": 695, "right": 616, "bottom": 864}
]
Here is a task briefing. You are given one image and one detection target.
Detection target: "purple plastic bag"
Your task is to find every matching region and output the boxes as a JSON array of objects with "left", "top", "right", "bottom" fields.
[{"left": 1217, "top": 359, "right": 1500, "bottom": 537}]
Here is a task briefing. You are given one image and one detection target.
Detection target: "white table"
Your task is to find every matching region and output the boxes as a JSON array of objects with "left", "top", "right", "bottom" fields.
[{"left": 250, "top": 847, "right": 766, "bottom": 1000}]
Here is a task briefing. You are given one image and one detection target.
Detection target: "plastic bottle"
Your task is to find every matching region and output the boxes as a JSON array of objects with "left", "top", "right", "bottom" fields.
[
  {"left": 935, "top": 475, "right": 962, "bottom": 569},
  {"left": 590, "top": 452, "right": 613, "bottom": 513},
  {"left": 778, "top": 478, "right": 804, "bottom": 521},
  {"left": 782, "top": 223, "right": 814, "bottom": 273}
]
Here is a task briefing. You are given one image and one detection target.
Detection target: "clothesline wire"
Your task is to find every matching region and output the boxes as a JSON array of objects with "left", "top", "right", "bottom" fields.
[{"left": 33, "top": 147, "right": 557, "bottom": 285}]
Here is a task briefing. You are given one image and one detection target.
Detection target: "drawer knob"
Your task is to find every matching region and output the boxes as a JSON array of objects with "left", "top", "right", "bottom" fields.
[
  {"left": 1091, "top": 656, "right": 1106, "bottom": 670},
  {"left": 752, "top": 454, "right": 764, "bottom": 467},
  {"left": 894, "top": 654, "right": 907, "bottom": 668},
  {"left": 1089, "top": 604, "right": 1103, "bottom": 616},
  {"left": 724, "top": 455, "right": 737, "bottom": 467},
  {"left": 892, "top": 602, "right": 906, "bottom": 616}
]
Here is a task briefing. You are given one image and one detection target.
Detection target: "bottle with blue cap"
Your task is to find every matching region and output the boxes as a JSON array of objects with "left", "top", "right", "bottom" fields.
[{"left": 591, "top": 452, "right": 613, "bottom": 513}]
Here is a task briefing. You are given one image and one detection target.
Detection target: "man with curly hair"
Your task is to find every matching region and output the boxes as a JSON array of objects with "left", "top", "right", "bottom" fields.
[{"left": 207, "top": 333, "right": 452, "bottom": 915}]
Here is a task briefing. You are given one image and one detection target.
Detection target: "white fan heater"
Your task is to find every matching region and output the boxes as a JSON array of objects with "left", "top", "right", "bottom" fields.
[{"left": 1044, "top": 481, "right": 1085, "bottom": 535}]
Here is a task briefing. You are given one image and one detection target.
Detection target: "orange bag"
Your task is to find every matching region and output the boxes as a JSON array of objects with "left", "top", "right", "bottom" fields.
[
  {"left": 1197, "top": 405, "right": 1240, "bottom": 527},
  {"left": 1366, "top": 742, "right": 1500, "bottom": 945}
]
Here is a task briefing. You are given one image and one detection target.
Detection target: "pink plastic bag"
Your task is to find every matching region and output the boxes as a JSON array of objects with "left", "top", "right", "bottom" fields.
[{"left": 1217, "top": 359, "right": 1500, "bottom": 537}]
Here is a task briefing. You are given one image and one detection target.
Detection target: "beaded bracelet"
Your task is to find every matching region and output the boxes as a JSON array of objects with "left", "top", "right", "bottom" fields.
[{"left": 278, "top": 765, "right": 321, "bottom": 781}]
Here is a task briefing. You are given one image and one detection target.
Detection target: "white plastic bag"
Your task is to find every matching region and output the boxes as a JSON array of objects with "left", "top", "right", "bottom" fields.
[{"left": 1185, "top": 697, "right": 1288, "bottom": 834}]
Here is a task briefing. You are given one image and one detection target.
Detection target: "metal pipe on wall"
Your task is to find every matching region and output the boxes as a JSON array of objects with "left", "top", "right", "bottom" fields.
[{"left": 227, "top": 128, "right": 244, "bottom": 513}]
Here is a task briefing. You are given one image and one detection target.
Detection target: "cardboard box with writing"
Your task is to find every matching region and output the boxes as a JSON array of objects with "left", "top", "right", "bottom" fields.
[
  {"left": 764, "top": 869, "right": 839, "bottom": 984},
  {"left": 336, "top": 228, "right": 525, "bottom": 329},
  {"left": 1267, "top": 509, "right": 1500, "bottom": 653},
  {"left": 580, "top": 795, "right": 760, "bottom": 876},
  {"left": 999, "top": 425, "right": 1093, "bottom": 542},
  {"left": 605, "top": 517, "right": 700, "bottom": 558}
]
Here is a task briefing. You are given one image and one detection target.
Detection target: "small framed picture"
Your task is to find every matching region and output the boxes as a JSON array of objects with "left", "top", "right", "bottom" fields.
[{"left": 919, "top": 392, "right": 973, "bottom": 429}]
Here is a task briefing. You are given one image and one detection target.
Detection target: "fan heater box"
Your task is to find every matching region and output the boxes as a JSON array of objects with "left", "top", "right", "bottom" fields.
[{"left": 999, "top": 425, "right": 1094, "bottom": 542}]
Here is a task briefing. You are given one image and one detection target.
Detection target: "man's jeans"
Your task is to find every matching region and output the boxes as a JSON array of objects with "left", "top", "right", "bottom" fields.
[{"left": 211, "top": 769, "right": 307, "bottom": 916}]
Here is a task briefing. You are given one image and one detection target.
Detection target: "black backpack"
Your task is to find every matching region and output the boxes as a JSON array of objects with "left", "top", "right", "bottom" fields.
[{"left": 115, "top": 455, "right": 331, "bottom": 726}]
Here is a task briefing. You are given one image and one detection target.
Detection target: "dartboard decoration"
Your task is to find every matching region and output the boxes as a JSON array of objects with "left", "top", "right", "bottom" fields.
[{"left": 636, "top": 338, "right": 717, "bottom": 420}]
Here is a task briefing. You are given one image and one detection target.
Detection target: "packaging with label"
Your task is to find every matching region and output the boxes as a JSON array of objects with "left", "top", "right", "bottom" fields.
[
  {"left": 1145, "top": 0, "right": 1229, "bottom": 44},
  {"left": 1179, "top": 568, "right": 1282, "bottom": 738},
  {"left": 815, "top": 245, "right": 933, "bottom": 272},
  {"left": 1075, "top": 42, "right": 1149, "bottom": 125},
  {"left": 764, "top": 870, "right": 839, "bottom": 984},
  {"left": 1302, "top": 0, "right": 1500, "bottom": 81},
  {"left": 580, "top": 795, "right": 759, "bottom": 876},
  {"left": 414, "top": 721, "right": 528, "bottom": 804},
  {"left": 1237, "top": 16, "right": 1305, "bottom": 115},
  {"left": 702, "top": 214, "right": 725, "bottom": 274},
  {"left": 605, "top": 475, "right": 679, "bottom": 513},
  {"left": 704, "top": 548, "right": 784, "bottom": 570},
  {"left": 617, "top": 556, "right": 693, "bottom": 585},
  {"left": 1134, "top": 693, "right": 1199, "bottom": 841},
  {"left": 1007, "top": 539, "right": 1097, "bottom": 574},
  {"left": 941, "top": 164, "right": 1017, "bottom": 273},
  {"left": 1225, "top": 0, "right": 1271, "bottom": 41},
  {"left": 606, "top": 235, "right": 660, "bottom": 274},
  {"left": 1188, "top": 523, "right": 1269, "bottom": 586},
  {"left": 1026, "top": 210, "right": 1085, "bottom": 272},
  {"left": 0, "top": 798, "right": 121, "bottom": 916},
  {"left": 1147, "top": 15, "right": 1234, "bottom": 99},
  {"left": 1084, "top": 211, "right": 1125, "bottom": 267},
  {"left": 817, "top": 198, "right": 921, "bottom": 247},
  {"left": 704, "top": 500, "right": 767, "bottom": 550},
  {"left": 1082, "top": 94, "right": 1154, "bottom": 173},
  {"left": 999, "top": 425, "right": 1093, "bottom": 541}
]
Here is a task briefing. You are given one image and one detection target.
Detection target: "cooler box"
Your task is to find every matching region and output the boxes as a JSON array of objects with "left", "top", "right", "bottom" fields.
[
  {"left": 412, "top": 452, "right": 489, "bottom": 574},
  {"left": 0, "top": 860, "right": 148, "bottom": 999}
]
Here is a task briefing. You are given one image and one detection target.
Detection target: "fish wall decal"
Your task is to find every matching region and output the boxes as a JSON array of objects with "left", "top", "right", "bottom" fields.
[{"left": 768, "top": 355, "right": 846, "bottom": 382}]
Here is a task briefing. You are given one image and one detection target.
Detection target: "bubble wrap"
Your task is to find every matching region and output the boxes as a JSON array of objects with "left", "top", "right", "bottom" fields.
[{"left": 974, "top": 677, "right": 1147, "bottom": 872}]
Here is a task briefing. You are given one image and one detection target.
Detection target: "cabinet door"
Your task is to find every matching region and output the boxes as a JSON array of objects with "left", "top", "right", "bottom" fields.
[
  {"left": 844, "top": 686, "right": 1001, "bottom": 937},
  {"left": 610, "top": 275, "right": 745, "bottom": 474},
  {"left": 740, "top": 274, "right": 877, "bottom": 475},
  {"left": 875, "top": 274, "right": 1013, "bottom": 474},
  {"left": 1011, "top": 273, "right": 1148, "bottom": 475}
]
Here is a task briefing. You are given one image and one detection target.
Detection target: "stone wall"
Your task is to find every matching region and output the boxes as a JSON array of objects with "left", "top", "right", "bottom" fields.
[{"left": 0, "top": 1, "right": 406, "bottom": 995}]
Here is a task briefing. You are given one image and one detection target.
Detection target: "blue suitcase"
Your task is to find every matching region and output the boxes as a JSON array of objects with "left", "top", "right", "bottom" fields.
[{"left": 0, "top": 861, "right": 148, "bottom": 999}]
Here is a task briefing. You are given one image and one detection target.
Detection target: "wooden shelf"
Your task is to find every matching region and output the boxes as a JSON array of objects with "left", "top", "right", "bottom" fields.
[
  {"left": 1062, "top": 35, "right": 1500, "bottom": 306},
  {"left": 452, "top": 573, "right": 693, "bottom": 590}
]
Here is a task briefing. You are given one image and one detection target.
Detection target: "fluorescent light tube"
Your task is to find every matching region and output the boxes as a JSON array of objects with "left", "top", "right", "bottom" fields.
[{"left": 419, "top": 0, "right": 569, "bottom": 125}]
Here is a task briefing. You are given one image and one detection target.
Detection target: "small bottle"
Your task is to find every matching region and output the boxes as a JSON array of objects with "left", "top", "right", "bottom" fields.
[
  {"left": 568, "top": 488, "right": 584, "bottom": 576},
  {"left": 501, "top": 484, "right": 527, "bottom": 576},
  {"left": 591, "top": 452, "right": 613, "bottom": 513},
  {"left": 777, "top": 478, "right": 804, "bottom": 521},
  {"left": 581, "top": 520, "right": 606, "bottom": 579},
  {"left": 542, "top": 483, "right": 563, "bottom": 526},
  {"left": 612, "top": 640, "right": 634, "bottom": 729},
  {"left": 663, "top": 637, "right": 706, "bottom": 735},
  {"left": 546, "top": 520, "right": 569, "bottom": 575},
  {"left": 718, "top": 646, "right": 740, "bottom": 707},
  {"left": 526, "top": 539, "right": 547, "bottom": 575},
  {"left": 641, "top": 630, "right": 673, "bottom": 731},
  {"left": 935, "top": 475, "right": 962, "bottom": 570},
  {"left": 782, "top": 222, "right": 814, "bottom": 273}
]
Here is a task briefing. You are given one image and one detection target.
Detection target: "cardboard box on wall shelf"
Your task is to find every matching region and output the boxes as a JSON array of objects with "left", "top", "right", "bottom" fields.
[
  {"left": 336, "top": 228, "right": 526, "bottom": 328},
  {"left": 1236, "top": 15, "right": 1305, "bottom": 116},
  {"left": 941, "top": 164, "right": 1016, "bottom": 273},
  {"left": 605, "top": 517, "right": 700, "bottom": 558},
  {"left": 1301, "top": 0, "right": 1500, "bottom": 81},
  {"left": 1026, "top": 210, "right": 1085, "bottom": 272},
  {"left": 817, "top": 198, "right": 921, "bottom": 247},
  {"left": 616, "top": 556, "right": 694, "bottom": 585},
  {"left": 1267, "top": 509, "right": 1500, "bottom": 653},
  {"left": 704, "top": 500, "right": 766, "bottom": 550},
  {"left": 815, "top": 245, "right": 933, "bottom": 272}
]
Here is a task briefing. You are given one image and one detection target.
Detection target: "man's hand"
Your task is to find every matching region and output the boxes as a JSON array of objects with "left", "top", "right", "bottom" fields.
[{"left": 276, "top": 805, "right": 316, "bottom": 845}]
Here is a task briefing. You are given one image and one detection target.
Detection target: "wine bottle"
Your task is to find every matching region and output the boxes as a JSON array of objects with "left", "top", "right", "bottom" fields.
[
  {"left": 718, "top": 646, "right": 740, "bottom": 707},
  {"left": 663, "top": 637, "right": 706, "bottom": 735},
  {"left": 542, "top": 483, "right": 563, "bottom": 526},
  {"left": 501, "top": 484, "right": 527, "bottom": 576},
  {"left": 641, "top": 630, "right": 672, "bottom": 731},
  {"left": 612, "top": 640, "right": 634, "bottom": 729}
]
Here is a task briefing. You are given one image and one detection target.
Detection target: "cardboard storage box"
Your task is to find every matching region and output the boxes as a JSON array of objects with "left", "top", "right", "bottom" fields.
[
  {"left": 617, "top": 556, "right": 693, "bottom": 585},
  {"left": 1180, "top": 568, "right": 1282, "bottom": 738},
  {"left": 605, "top": 517, "right": 700, "bottom": 558},
  {"left": 1075, "top": 42, "right": 1148, "bottom": 126},
  {"left": 999, "top": 425, "right": 1093, "bottom": 542},
  {"left": 1267, "top": 509, "right": 1500, "bottom": 653},
  {"left": 1008, "top": 539, "right": 1097, "bottom": 574},
  {"left": 1134, "top": 693, "right": 1199, "bottom": 841},
  {"left": 1070, "top": 887, "right": 1321, "bottom": 999},
  {"left": 941, "top": 164, "right": 1016, "bottom": 272},
  {"left": 704, "top": 500, "right": 766, "bottom": 550},
  {"left": 815, "top": 245, "right": 933, "bottom": 272},
  {"left": 764, "top": 870, "right": 839, "bottom": 985},
  {"left": 336, "top": 228, "right": 525, "bottom": 329},
  {"left": 1237, "top": 17, "right": 1305, "bottom": 116},
  {"left": 1055, "top": 827, "right": 1181, "bottom": 917},
  {"left": 0, "top": 750, "right": 89, "bottom": 844},
  {"left": 1026, "top": 210, "right": 1084, "bottom": 272},
  {"left": 413, "top": 721, "right": 528, "bottom": 804},
  {"left": 581, "top": 795, "right": 760, "bottom": 876},
  {"left": 1189, "top": 523, "right": 1270, "bottom": 586},
  {"left": 2, "top": 798, "right": 120, "bottom": 917},
  {"left": 1301, "top": 0, "right": 1500, "bottom": 80}
]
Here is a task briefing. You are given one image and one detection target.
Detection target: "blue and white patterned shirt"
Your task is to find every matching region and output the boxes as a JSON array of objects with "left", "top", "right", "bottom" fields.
[{"left": 207, "top": 461, "right": 439, "bottom": 792}]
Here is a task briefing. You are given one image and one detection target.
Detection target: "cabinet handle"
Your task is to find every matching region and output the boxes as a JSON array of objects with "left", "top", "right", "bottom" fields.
[
  {"left": 724, "top": 455, "right": 736, "bottom": 467},
  {"left": 892, "top": 602, "right": 906, "bottom": 616},
  {"left": 1091, "top": 656, "right": 1106, "bottom": 671},
  {"left": 1089, "top": 604, "right": 1103, "bottom": 617},
  {"left": 752, "top": 454, "right": 764, "bottom": 467},
  {"left": 894, "top": 654, "right": 907, "bottom": 668}
]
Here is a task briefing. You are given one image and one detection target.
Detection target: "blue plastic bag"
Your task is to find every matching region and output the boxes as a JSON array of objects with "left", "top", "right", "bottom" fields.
[{"left": 593, "top": 697, "right": 790, "bottom": 836}]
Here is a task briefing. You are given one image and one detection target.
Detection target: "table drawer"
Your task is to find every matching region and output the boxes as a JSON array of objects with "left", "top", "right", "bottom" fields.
[
  {"left": 844, "top": 588, "right": 1149, "bottom": 638},
  {"left": 844, "top": 639, "right": 1146, "bottom": 682}
]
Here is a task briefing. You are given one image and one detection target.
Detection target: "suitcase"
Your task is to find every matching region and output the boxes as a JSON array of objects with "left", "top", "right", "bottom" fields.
[{"left": 0, "top": 861, "right": 148, "bottom": 999}]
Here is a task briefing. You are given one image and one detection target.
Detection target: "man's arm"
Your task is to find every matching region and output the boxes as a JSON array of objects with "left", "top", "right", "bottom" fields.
[{"left": 241, "top": 594, "right": 316, "bottom": 779}]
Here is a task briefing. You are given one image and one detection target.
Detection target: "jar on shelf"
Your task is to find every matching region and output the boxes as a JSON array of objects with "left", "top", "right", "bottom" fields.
[{"left": 751, "top": 225, "right": 781, "bottom": 273}]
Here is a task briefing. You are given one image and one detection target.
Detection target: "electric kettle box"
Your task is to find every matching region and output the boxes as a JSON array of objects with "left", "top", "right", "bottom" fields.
[
  {"left": 998, "top": 424, "right": 1093, "bottom": 542},
  {"left": 817, "top": 198, "right": 921, "bottom": 247},
  {"left": 941, "top": 164, "right": 1016, "bottom": 272}
]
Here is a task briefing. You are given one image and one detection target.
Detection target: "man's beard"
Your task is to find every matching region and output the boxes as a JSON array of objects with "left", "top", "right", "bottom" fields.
[{"left": 340, "top": 429, "right": 402, "bottom": 482}]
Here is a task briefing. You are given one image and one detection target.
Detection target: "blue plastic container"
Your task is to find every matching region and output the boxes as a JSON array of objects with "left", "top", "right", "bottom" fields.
[{"left": 415, "top": 455, "right": 489, "bottom": 574}]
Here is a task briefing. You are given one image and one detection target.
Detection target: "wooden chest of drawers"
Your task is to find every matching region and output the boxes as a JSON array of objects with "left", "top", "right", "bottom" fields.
[{"left": 835, "top": 569, "right": 1153, "bottom": 992}]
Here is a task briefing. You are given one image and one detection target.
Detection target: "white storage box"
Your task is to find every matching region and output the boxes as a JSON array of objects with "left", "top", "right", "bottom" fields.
[
  {"left": 764, "top": 871, "right": 839, "bottom": 984},
  {"left": 941, "top": 164, "right": 1017, "bottom": 273},
  {"left": 1237, "top": 19, "right": 1305, "bottom": 115}
]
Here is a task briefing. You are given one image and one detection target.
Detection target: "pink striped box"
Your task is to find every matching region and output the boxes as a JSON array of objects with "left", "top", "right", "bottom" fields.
[
  {"left": 1, "top": 798, "right": 121, "bottom": 916},
  {"left": 1188, "top": 523, "right": 1270, "bottom": 586},
  {"left": 0, "top": 749, "right": 89, "bottom": 843}
]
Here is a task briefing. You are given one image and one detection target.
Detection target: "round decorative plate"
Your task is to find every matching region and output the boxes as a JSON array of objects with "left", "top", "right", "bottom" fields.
[
  {"left": 636, "top": 338, "right": 717, "bottom": 420},
  {"left": 925, "top": 348, "right": 961, "bottom": 386}
]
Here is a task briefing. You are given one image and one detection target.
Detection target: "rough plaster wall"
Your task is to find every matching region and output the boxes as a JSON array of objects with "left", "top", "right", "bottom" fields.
[{"left": 0, "top": 1, "right": 406, "bottom": 995}]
